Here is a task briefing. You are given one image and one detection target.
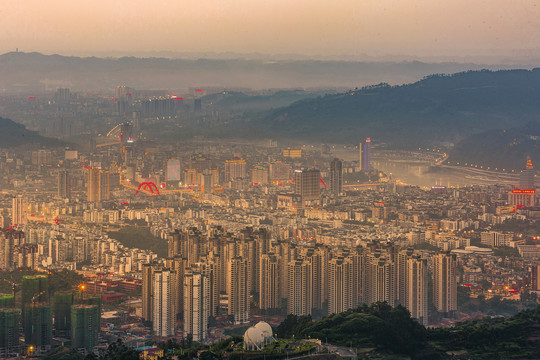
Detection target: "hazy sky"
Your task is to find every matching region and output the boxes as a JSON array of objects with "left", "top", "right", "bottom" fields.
[{"left": 2, "top": 0, "right": 540, "bottom": 59}]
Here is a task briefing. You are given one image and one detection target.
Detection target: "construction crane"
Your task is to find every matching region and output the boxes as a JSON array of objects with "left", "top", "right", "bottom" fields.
[
  {"left": 2, "top": 278, "right": 16, "bottom": 298},
  {"left": 31, "top": 290, "right": 46, "bottom": 304}
]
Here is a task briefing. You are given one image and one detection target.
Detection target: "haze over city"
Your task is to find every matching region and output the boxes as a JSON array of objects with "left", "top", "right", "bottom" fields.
[{"left": 0, "top": 1, "right": 539, "bottom": 359}]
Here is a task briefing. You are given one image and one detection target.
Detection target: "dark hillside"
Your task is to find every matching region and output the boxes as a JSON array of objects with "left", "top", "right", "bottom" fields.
[
  {"left": 259, "top": 69, "right": 540, "bottom": 148},
  {"left": 0, "top": 117, "right": 65, "bottom": 148}
]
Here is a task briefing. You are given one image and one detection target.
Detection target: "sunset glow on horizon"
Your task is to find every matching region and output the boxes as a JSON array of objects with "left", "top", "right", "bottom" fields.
[{"left": 1, "top": 0, "right": 539, "bottom": 59}]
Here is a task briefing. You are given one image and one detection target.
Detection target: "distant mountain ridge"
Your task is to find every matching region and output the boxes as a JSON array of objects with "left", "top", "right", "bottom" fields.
[
  {"left": 256, "top": 69, "right": 540, "bottom": 148},
  {"left": 0, "top": 51, "right": 524, "bottom": 92}
]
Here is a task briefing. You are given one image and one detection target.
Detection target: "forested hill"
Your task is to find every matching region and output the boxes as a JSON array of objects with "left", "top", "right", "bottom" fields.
[
  {"left": 276, "top": 302, "right": 540, "bottom": 359},
  {"left": 0, "top": 117, "right": 64, "bottom": 148},
  {"left": 259, "top": 69, "right": 540, "bottom": 148},
  {"left": 450, "top": 121, "right": 540, "bottom": 170}
]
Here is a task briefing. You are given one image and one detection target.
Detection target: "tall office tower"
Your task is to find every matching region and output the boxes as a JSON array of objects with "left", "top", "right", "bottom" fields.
[
  {"left": 185, "top": 253, "right": 217, "bottom": 304},
  {"left": 73, "top": 237, "right": 87, "bottom": 264},
  {"left": 86, "top": 168, "right": 98, "bottom": 202},
  {"left": 208, "top": 169, "right": 220, "bottom": 186},
  {"left": 531, "top": 264, "right": 540, "bottom": 291},
  {"left": 183, "top": 267, "right": 209, "bottom": 342},
  {"left": 294, "top": 169, "right": 321, "bottom": 205},
  {"left": 228, "top": 256, "right": 249, "bottom": 324},
  {"left": 432, "top": 253, "right": 457, "bottom": 316},
  {"left": 250, "top": 167, "right": 269, "bottom": 185},
  {"left": 406, "top": 256, "right": 428, "bottom": 326},
  {"left": 152, "top": 269, "right": 175, "bottom": 337},
  {"left": 11, "top": 196, "right": 26, "bottom": 225},
  {"left": 252, "top": 228, "right": 271, "bottom": 301},
  {"left": 259, "top": 253, "right": 280, "bottom": 310},
  {"left": 48, "top": 236, "right": 70, "bottom": 264},
  {"left": 167, "top": 256, "right": 187, "bottom": 320},
  {"left": 362, "top": 137, "right": 371, "bottom": 172},
  {"left": 221, "top": 240, "right": 238, "bottom": 299},
  {"left": 24, "top": 304, "right": 53, "bottom": 353},
  {"left": 278, "top": 242, "right": 297, "bottom": 305},
  {"left": 58, "top": 170, "right": 71, "bottom": 199},
  {"left": 350, "top": 249, "right": 364, "bottom": 308},
  {"left": 184, "top": 228, "right": 206, "bottom": 267},
  {"left": 364, "top": 252, "right": 396, "bottom": 306},
  {"left": 142, "top": 263, "right": 161, "bottom": 324},
  {"left": 358, "top": 142, "right": 363, "bottom": 170},
  {"left": 168, "top": 231, "right": 183, "bottom": 258},
  {"left": 303, "top": 246, "right": 328, "bottom": 312},
  {"left": 224, "top": 157, "right": 247, "bottom": 181},
  {"left": 124, "top": 143, "right": 134, "bottom": 165},
  {"left": 288, "top": 259, "right": 312, "bottom": 316},
  {"left": 520, "top": 157, "right": 535, "bottom": 190},
  {"left": 189, "top": 228, "right": 205, "bottom": 262},
  {"left": 328, "top": 256, "right": 353, "bottom": 315},
  {"left": 86, "top": 168, "right": 110, "bottom": 202},
  {"left": 202, "top": 172, "right": 214, "bottom": 194},
  {"left": 208, "top": 227, "right": 230, "bottom": 296},
  {"left": 0, "top": 232, "right": 15, "bottom": 270},
  {"left": 329, "top": 158, "right": 343, "bottom": 196},
  {"left": 396, "top": 248, "right": 415, "bottom": 306},
  {"left": 53, "top": 291, "right": 74, "bottom": 337},
  {"left": 98, "top": 170, "right": 110, "bottom": 201},
  {"left": 201, "top": 256, "right": 219, "bottom": 318},
  {"left": 166, "top": 159, "right": 182, "bottom": 183},
  {"left": 184, "top": 169, "right": 199, "bottom": 186},
  {"left": 236, "top": 237, "right": 256, "bottom": 296},
  {"left": 0, "top": 309, "right": 20, "bottom": 358},
  {"left": 70, "top": 304, "right": 100, "bottom": 353}
]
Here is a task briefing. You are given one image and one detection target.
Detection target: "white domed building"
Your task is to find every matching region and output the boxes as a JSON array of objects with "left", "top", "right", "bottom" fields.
[
  {"left": 243, "top": 322, "right": 274, "bottom": 351},
  {"left": 254, "top": 321, "right": 274, "bottom": 345}
]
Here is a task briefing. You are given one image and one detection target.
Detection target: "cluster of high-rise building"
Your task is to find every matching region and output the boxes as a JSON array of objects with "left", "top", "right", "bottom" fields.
[
  {"left": 0, "top": 275, "right": 100, "bottom": 356},
  {"left": 86, "top": 168, "right": 110, "bottom": 203},
  {"left": 0, "top": 85, "right": 538, "bottom": 355},
  {"left": 141, "top": 226, "right": 457, "bottom": 341}
]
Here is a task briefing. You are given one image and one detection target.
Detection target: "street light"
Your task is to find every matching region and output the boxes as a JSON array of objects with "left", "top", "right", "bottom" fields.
[{"left": 79, "top": 283, "right": 86, "bottom": 300}]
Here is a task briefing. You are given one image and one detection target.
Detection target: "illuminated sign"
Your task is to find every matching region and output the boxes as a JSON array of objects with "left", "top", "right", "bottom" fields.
[{"left": 512, "top": 189, "right": 535, "bottom": 194}]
